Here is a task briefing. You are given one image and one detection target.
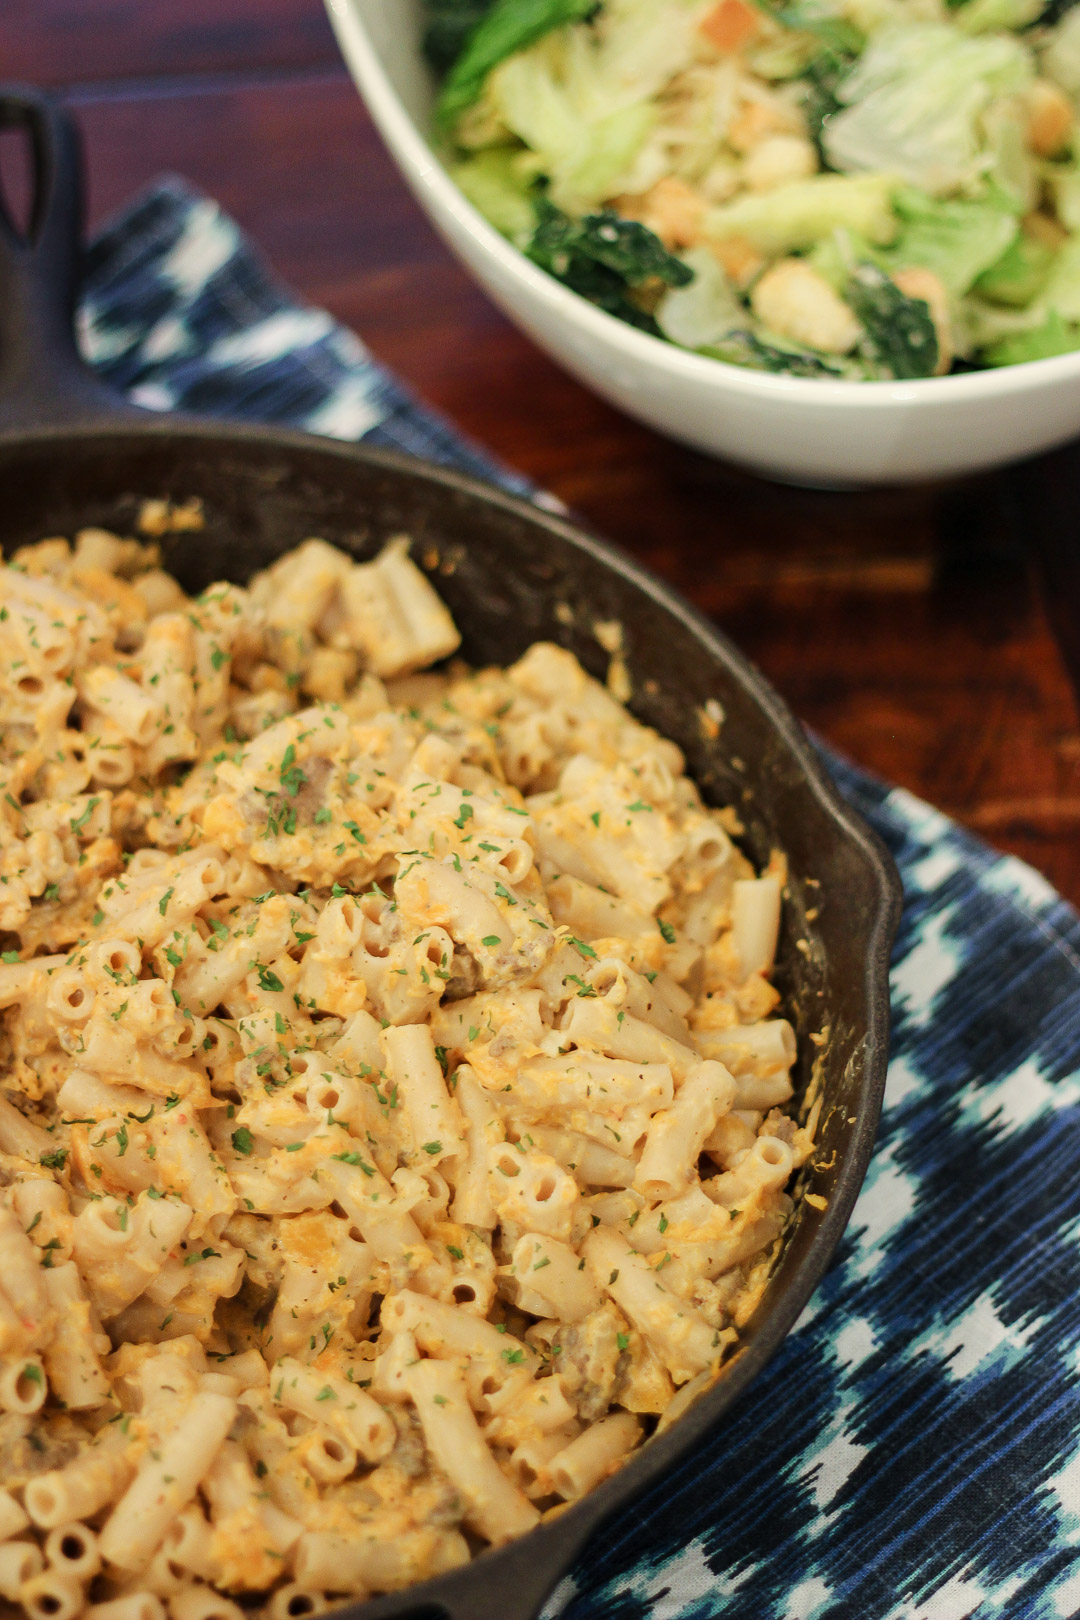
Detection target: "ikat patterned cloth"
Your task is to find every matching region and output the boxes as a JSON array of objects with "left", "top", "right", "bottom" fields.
[{"left": 79, "top": 178, "right": 1080, "bottom": 1620}]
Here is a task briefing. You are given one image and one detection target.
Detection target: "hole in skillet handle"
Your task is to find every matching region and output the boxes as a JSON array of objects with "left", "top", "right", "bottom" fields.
[
  {"left": 0, "top": 82, "right": 142, "bottom": 434},
  {"left": 0, "top": 118, "right": 35, "bottom": 243}
]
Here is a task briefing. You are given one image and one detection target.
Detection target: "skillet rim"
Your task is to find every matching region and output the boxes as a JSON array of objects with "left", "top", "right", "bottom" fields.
[{"left": 0, "top": 419, "right": 902, "bottom": 1620}]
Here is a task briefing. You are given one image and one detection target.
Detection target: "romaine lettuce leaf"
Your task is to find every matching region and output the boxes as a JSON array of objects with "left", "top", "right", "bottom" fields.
[
  {"left": 1035, "top": 230, "right": 1080, "bottom": 320},
  {"left": 805, "top": 229, "right": 858, "bottom": 289},
  {"left": 486, "top": 0, "right": 702, "bottom": 211},
  {"left": 979, "top": 94, "right": 1037, "bottom": 212},
  {"left": 822, "top": 22, "right": 1033, "bottom": 194},
  {"left": 981, "top": 309, "right": 1080, "bottom": 363},
  {"left": 451, "top": 149, "right": 539, "bottom": 241},
  {"left": 880, "top": 188, "right": 1020, "bottom": 296},
  {"left": 656, "top": 247, "right": 744, "bottom": 347},
  {"left": 1041, "top": 3, "right": 1080, "bottom": 92},
  {"left": 1045, "top": 162, "right": 1080, "bottom": 232},
  {"left": 951, "top": 0, "right": 1042, "bottom": 35},
  {"left": 436, "top": 0, "right": 598, "bottom": 129},
  {"left": 966, "top": 230, "right": 1080, "bottom": 353},
  {"left": 974, "top": 230, "right": 1057, "bottom": 305},
  {"left": 705, "top": 174, "right": 898, "bottom": 255}
]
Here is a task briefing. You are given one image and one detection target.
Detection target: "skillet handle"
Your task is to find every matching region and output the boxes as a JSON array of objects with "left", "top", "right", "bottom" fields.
[
  {"left": 0, "top": 84, "right": 140, "bottom": 434},
  {"left": 427, "top": 1519, "right": 588, "bottom": 1620}
]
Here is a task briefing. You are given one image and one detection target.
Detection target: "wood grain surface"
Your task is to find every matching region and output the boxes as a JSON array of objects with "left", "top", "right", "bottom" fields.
[{"left": 6, "top": 0, "right": 1080, "bottom": 900}]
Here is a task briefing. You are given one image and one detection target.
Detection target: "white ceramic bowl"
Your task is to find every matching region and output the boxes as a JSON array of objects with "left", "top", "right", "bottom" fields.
[{"left": 326, "top": 0, "right": 1080, "bottom": 485}]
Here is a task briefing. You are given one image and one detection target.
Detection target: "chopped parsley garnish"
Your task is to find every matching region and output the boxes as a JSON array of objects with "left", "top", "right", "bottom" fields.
[
  {"left": 279, "top": 744, "right": 306, "bottom": 797},
  {"left": 331, "top": 1152, "right": 375, "bottom": 1175},
  {"left": 69, "top": 797, "right": 100, "bottom": 835}
]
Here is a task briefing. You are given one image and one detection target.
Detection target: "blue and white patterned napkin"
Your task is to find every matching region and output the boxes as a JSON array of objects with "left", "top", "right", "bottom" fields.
[{"left": 80, "top": 179, "right": 1080, "bottom": 1620}]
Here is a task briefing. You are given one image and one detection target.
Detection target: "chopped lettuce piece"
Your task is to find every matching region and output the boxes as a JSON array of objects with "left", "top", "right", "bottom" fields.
[
  {"left": 1045, "top": 162, "right": 1080, "bottom": 232},
  {"left": 805, "top": 231, "right": 851, "bottom": 290},
  {"left": 881, "top": 188, "right": 1020, "bottom": 296},
  {"left": 1041, "top": 4, "right": 1080, "bottom": 94},
  {"left": 451, "top": 149, "right": 539, "bottom": 241},
  {"left": 525, "top": 199, "right": 692, "bottom": 330},
  {"left": 490, "top": 44, "right": 657, "bottom": 212},
  {"left": 951, "top": 0, "right": 1042, "bottom": 36},
  {"left": 979, "top": 94, "right": 1038, "bottom": 211},
  {"left": 966, "top": 230, "right": 1080, "bottom": 347},
  {"left": 961, "top": 293, "right": 1046, "bottom": 346},
  {"left": 705, "top": 174, "right": 898, "bottom": 256},
  {"left": 1035, "top": 230, "right": 1080, "bottom": 319},
  {"left": 486, "top": 0, "right": 702, "bottom": 211},
  {"left": 981, "top": 308, "right": 1080, "bottom": 362},
  {"left": 847, "top": 262, "right": 939, "bottom": 376},
  {"left": 974, "top": 230, "right": 1058, "bottom": 304},
  {"left": 422, "top": 0, "right": 498, "bottom": 76},
  {"left": 806, "top": 226, "right": 879, "bottom": 289},
  {"left": 656, "top": 247, "right": 744, "bottom": 347},
  {"left": 823, "top": 22, "right": 1032, "bottom": 194},
  {"left": 436, "top": 0, "right": 598, "bottom": 129}
]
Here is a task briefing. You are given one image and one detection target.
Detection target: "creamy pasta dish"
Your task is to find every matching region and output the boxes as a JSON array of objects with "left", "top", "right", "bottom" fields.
[{"left": 0, "top": 525, "right": 813, "bottom": 1620}]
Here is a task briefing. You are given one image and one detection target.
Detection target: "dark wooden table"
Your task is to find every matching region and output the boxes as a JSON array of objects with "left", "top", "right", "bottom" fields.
[{"left": 8, "top": 0, "right": 1080, "bottom": 900}]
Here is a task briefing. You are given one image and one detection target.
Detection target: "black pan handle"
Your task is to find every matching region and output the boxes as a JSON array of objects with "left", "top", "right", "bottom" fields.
[{"left": 0, "top": 84, "right": 141, "bottom": 434}]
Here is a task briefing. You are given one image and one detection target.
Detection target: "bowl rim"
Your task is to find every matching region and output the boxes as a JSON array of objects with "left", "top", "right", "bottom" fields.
[{"left": 326, "top": 0, "right": 1080, "bottom": 409}]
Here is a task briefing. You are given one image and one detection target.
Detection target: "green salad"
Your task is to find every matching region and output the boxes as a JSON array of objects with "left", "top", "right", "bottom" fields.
[{"left": 422, "top": 0, "right": 1080, "bottom": 377}]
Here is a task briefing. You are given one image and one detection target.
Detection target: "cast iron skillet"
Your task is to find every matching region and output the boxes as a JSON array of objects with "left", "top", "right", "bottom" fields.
[{"left": 0, "top": 84, "right": 901, "bottom": 1620}]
